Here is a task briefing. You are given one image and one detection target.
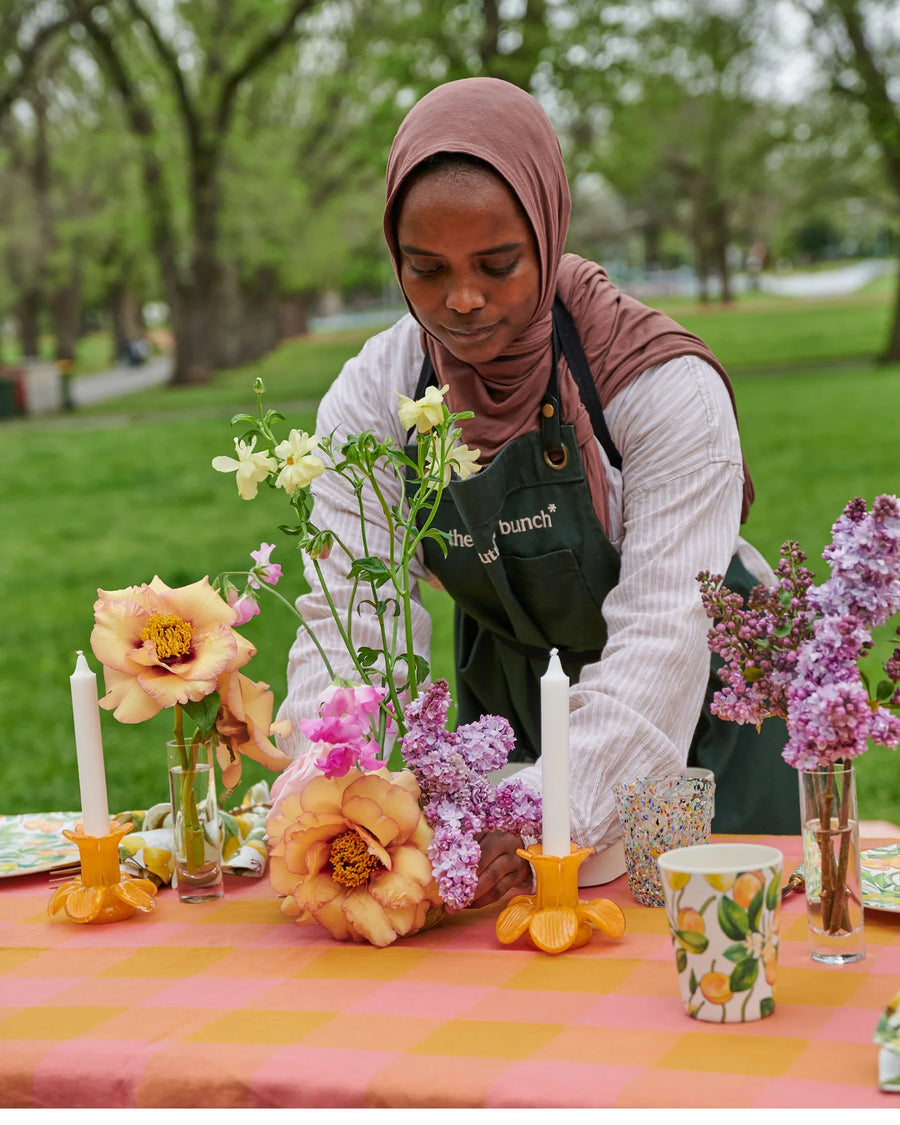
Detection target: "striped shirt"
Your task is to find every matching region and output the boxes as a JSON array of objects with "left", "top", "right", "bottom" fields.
[{"left": 276, "top": 314, "right": 774, "bottom": 871}]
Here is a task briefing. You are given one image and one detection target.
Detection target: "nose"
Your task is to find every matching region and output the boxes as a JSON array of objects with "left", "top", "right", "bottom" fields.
[{"left": 445, "top": 272, "right": 486, "bottom": 315}]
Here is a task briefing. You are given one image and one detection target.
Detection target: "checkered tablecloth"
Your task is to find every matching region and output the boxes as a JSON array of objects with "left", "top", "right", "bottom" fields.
[{"left": 1, "top": 834, "right": 898, "bottom": 1108}]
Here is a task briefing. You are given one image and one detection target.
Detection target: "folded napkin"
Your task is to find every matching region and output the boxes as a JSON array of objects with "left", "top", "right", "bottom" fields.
[
  {"left": 113, "top": 781, "right": 271, "bottom": 887},
  {"left": 874, "top": 987, "right": 900, "bottom": 1092}
]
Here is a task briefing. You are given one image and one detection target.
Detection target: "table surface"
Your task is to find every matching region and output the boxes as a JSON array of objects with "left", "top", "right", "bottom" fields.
[{"left": 1, "top": 834, "right": 898, "bottom": 1109}]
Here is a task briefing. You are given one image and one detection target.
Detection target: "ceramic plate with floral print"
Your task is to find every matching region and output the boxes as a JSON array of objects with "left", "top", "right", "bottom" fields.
[
  {"left": 861, "top": 844, "right": 900, "bottom": 913},
  {"left": 0, "top": 813, "right": 80, "bottom": 878}
]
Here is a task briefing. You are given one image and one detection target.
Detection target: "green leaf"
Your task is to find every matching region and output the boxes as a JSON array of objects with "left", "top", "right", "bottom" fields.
[
  {"left": 347, "top": 556, "right": 393, "bottom": 586},
  {"left": 356, "top": 647, "right": 380, "bottom": 669},
  {"left": 229, "top": 412, "right": 258, "bottom": 427},
  {"left": 729, "top": 956, "right": 759, "bottom": 993},
  {"left": 765, "top": 873, "right": 780, "bottom": 912},
  {"left": 717, "top": 895, "right": 750, "bottom": 940},
  {"left": 760, "top": 996, "right": 775, "bottom": 1018},
  {"left": 689, "top": 968, "right": 698, "bottom": 996},
  {"left": 183, "top": 692, "right": 221, "bottom": 738},
  {"left": 723, "top": 942, "right": 752, "bottom": 963},
  {"left": 676, "top": 930, "right": 709, "bottom": 954},
  {"left": 748, "top": 885, "right": 765, "bottom": 931},
  {"left": 422, "top": 529, "right": 450, "bottom": 557},
  {"left": 675, "top": 948, "right": 688, "bottom": 973},
  {"left": 877, "top": 679, "right": 896, "bottom": 702}
]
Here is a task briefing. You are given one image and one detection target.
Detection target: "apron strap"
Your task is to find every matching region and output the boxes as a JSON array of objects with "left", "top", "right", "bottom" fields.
[{"left": 552, "top": 296, "right": 623, "bottom": 471}]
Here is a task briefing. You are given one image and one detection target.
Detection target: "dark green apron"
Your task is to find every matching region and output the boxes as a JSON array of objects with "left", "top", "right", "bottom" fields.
[{"left": 405, "top": 299, "right": 799, "bottom": 833}]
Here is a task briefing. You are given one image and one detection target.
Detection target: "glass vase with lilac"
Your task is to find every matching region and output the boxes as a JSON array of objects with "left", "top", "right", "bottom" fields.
[{"left": 699, "top": 494, "right": 900, "bottom": 964}]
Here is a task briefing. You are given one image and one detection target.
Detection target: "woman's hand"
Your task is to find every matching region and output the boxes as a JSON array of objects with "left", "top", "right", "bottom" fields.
[{"left": 469, "top": 830, "right": 531, "bottom": 908}]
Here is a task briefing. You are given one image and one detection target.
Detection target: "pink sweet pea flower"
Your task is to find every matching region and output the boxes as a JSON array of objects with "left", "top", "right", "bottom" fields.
[
  {"left": 226, "top": 587, "right": 260, "bottom": 625},
  {"left": 248, "top": 542, "right": 283, "bottom": 589},
  {"left": 302, "top": 684, "right": 392, "bottom": 777}
]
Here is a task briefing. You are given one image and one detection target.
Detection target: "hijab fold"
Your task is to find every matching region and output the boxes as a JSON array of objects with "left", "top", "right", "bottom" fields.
[{"left": 384, "top": 77, "right": 754, "bottom": 529}]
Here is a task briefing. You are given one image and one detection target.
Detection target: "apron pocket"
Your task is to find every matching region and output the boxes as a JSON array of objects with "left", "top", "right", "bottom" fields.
[{"left": 501, "top": 548, "right": 610, "bottom": 651}]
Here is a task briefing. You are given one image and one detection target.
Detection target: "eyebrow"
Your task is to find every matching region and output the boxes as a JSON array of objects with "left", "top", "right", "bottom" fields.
[{"left": 399, "top": 241, "right": 523, "bottom": 257}]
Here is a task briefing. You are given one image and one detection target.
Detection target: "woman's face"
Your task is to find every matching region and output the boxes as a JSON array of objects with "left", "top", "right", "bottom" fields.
[{"left": 395, "top": 165, "right": 541, "bottom": 364}]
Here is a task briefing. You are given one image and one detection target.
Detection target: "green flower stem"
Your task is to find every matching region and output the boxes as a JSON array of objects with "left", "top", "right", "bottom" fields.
[
  {"left": 311, "top": 558, "right": 374, "bottom": 687},
  {"left": 830, "top": 764, "right": 854, "bottom": 933},
  {"left": 170, "top": 707, "right": 206, "bottom": 876}
]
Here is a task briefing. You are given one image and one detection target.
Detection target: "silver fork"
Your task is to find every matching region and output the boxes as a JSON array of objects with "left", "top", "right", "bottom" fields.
[{"left": 48, "top": 861, "right": 81, "bottom": 889}]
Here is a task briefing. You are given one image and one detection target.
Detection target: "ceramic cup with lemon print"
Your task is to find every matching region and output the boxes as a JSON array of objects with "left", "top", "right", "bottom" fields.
[{"left": 657, "top": 843, "right": 783, "bottom": 1023}]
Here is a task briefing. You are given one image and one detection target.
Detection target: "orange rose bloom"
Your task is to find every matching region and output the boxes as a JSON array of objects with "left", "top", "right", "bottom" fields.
[
  {"left": 91, "top": 576, "right": 255, "bottom": 722},
  {"left": 215, "top": 671, "right": 292, "bottom": 791},
  {"left": 267, "top": 768, "right": 441, "bottom": 947}
]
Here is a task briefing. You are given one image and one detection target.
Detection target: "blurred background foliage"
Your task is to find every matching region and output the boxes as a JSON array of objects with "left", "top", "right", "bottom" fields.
[{"left": 1, "top": 0, "right": 900, "bottom": 379}]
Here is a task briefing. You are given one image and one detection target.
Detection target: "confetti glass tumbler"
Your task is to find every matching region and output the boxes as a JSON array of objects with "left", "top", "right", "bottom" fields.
[{"left": 613, "top": 775, "right": 715, "bottom": 907}]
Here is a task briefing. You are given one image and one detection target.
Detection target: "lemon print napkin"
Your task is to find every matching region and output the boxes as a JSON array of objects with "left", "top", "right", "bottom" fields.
[{"left": 114, "top": 781, "right": 271, "bottom": 886}]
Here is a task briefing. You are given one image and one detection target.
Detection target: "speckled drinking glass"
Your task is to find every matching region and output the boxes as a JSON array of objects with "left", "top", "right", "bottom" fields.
[{"left": 613, "top": 775, "right": 715, "bottom": 907}]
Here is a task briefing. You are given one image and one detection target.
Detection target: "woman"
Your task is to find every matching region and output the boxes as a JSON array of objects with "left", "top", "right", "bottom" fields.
[{"left": 277, "top": 77, "right": 799, "bottom": 906}]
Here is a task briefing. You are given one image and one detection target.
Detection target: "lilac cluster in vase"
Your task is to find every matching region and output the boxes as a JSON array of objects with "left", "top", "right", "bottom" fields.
[
  {"left": 786, "top": 496, "right": 900, "bottom": 768},
  {"left": 401, "top": 680, "right": 542, "bottom": 911},
  {"left": 699, "top": 494, "right": 900, "bottom": 770}
]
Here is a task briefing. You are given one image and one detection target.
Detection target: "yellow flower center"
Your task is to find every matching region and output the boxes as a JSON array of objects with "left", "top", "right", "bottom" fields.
[
  {"left": 139, "top": 613, "right": 193, "bottom": 661},
  {"left": 329, "top": 829, "right": 382, "bottom": 888}
]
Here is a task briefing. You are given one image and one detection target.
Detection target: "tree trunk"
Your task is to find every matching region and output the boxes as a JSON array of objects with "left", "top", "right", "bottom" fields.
[
  {"left": 16, "top": 289, "right": 41, "bottom": 357},
  {"left": 278, "top": 291, "right": 312, "bottom": 339},
  {"left": 711, "top": 201, "right": 732, "bottom": 305},
  {"left": 239, "top": 266, "right": 280, "bottom": 365},
  {"left": 107, "top": 279, "right": 145, "bottom": 362},
  {"left": 168, "top": 285, "right": 220, "bottom": 384},
  {"left": 49, "top": 265, "right": 82, "bottom": 363},
  {"left": 692, "top": 228, "right": 710, "bottom": 304},
  {"left": 211, "top": 263, "right": 243, "bottom": 370},
  {"left": 642, "top": 220, "right": 662, "bottom": 271}
]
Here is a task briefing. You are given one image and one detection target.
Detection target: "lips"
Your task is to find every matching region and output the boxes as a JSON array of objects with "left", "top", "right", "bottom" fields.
[{"left": 443, "top": 323, "right": 498, "bottom": 339}]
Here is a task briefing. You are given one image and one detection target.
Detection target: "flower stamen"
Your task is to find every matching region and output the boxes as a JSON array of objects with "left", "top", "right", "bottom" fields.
[
  {"left": 329, "top": 829, "right": 382, "bottom": 887},
  {"left": 139, "top": 613, "right": 194, "bottom": 661}
]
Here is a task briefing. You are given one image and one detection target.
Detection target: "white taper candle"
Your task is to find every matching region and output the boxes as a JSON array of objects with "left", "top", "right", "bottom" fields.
[
  {"left": 70, "top": 651, "right": 111, "bottom": 836},
  {"left": 540, "top": 647, "right": 571, "bottom": 856}
]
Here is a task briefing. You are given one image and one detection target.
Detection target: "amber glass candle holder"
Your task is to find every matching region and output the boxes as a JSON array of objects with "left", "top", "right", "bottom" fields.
[
  {"left": 495, "top": 843, "right": 626, "bottom": 954},
  {"left": 48, "top": 821, "right": 158, "bottom": 924}
]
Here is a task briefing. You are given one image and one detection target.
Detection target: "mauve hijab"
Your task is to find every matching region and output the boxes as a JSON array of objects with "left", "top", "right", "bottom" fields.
[{"left": 384, "top": 77, "right": 753, "bottom": 529}]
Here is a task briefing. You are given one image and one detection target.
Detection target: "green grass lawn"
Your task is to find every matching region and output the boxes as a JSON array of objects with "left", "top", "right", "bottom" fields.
[{"left": 3, "top": 284, "right": 899, "bottom": 825}]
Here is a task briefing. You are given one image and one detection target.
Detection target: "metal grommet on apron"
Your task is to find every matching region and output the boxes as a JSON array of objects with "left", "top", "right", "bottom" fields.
[{"left": 404, "top": 298, "right": 797, "bottom": 833}]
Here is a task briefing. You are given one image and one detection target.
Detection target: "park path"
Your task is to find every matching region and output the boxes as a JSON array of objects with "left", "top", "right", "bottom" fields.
[{"left": 70, "top": 353, "right": 173, "bottom": 406}]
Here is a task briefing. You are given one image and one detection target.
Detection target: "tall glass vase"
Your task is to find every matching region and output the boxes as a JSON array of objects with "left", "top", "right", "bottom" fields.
[
  {"left": 799, "top": 762, "right": 865, "bottom": 964},
  {"left": 166, "top": 737, "right": 225, "bottom": 903}
]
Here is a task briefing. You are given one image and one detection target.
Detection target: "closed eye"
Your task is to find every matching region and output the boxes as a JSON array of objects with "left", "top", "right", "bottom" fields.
[
  {"left": 483, "top": 259, "right": 517, "bottom": 277},
  {"left": 406, "top": 260, "right": 442, "bottom": 278}
]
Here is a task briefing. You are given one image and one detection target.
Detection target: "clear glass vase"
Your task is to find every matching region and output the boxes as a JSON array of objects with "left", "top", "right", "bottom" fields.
[
  {"left": 166, "top": 738, "right": 225, "bottom": 903},
  {"left": 799, "top": 762, "right": 865, "bottom": 964}
]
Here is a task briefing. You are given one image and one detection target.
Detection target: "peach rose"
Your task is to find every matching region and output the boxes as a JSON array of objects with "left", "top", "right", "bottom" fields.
[
  {"left": 91, "top": 576, "right": 255, "bottom": 722},
  {"left": 215, "top": 671, "right": 292, "bottom": 791},
  {"left": 267, "top": 768, "right": 441, "bottom": 947}
]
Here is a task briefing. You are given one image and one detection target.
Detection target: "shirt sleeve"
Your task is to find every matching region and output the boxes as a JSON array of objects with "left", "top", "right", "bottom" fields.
[
  {"left": 512, "top": 355, "right": 745, "bottom": 853},
  {"left": 276, "top": 316, "right": 432, "bottom": 759}
]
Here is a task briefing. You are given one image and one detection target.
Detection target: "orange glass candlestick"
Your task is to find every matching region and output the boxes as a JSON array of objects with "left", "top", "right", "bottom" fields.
[
  {"left": 495, "top": 843, "right": 626, "bottom": 954},
  {"left": 48, "top": 821, "right": 157, "bottom": 924}
]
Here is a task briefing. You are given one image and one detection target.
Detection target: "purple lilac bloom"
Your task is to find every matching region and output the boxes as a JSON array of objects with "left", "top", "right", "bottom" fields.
[
  {"left": 400, "top": 679, "right": 542, "bottom": 911},
  {"left": 782, "top": 495, "right": 900, "bottom": 768}
]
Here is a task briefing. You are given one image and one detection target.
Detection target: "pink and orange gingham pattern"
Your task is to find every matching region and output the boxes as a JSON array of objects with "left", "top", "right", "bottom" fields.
[{"left": 0, "top": 834, "right": 898, "bottom": 1108}]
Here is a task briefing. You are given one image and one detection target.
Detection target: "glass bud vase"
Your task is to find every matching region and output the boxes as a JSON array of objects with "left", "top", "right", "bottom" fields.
[
  {"left": 166, "top": 738, "right": 225, "bottom": 903},
  {"left": 799, "top": 761, "right": 865, "bottom": 964}
]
